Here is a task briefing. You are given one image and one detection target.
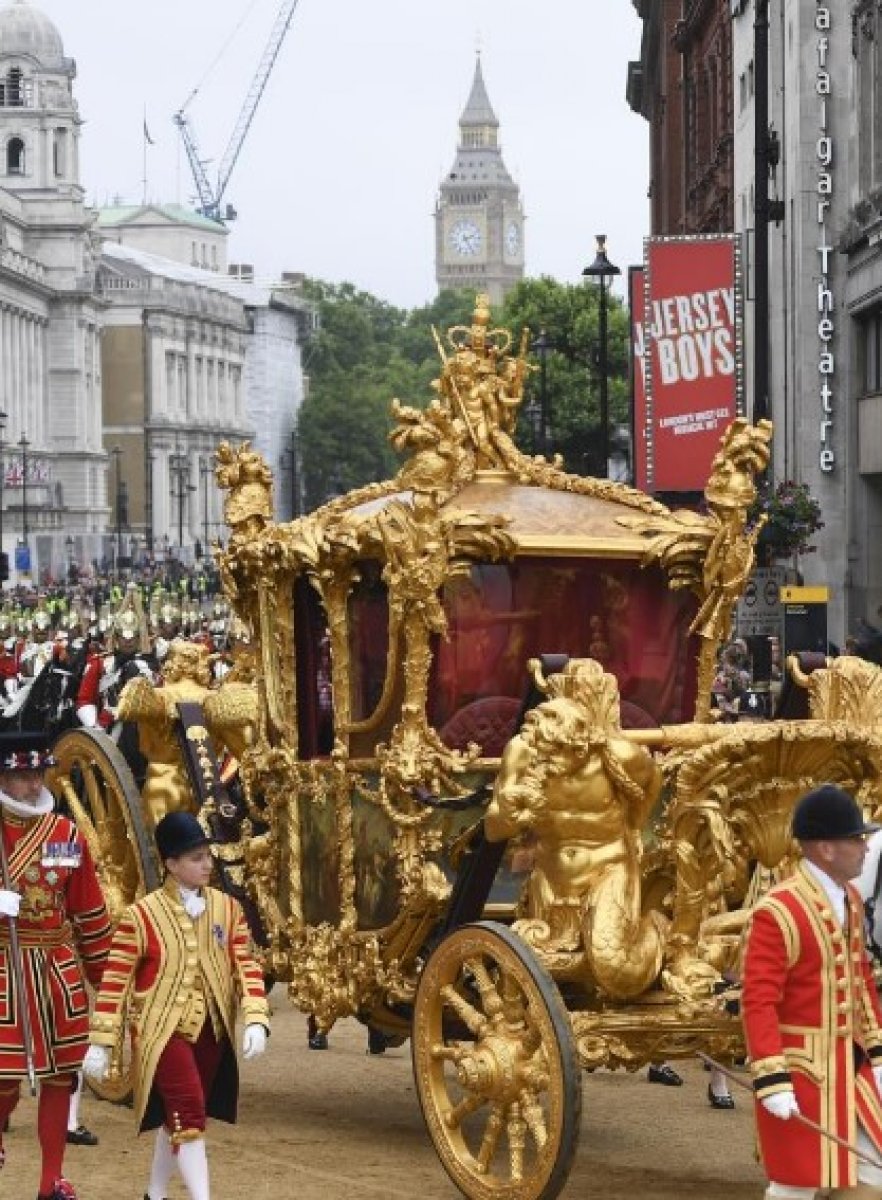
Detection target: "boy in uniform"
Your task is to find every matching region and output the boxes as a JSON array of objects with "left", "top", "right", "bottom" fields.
[{"left": 84, "top": 811, "right": 269, "bottom": 1200}]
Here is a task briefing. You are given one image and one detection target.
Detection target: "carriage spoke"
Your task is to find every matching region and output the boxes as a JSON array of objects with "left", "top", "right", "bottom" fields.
[
  {"left": 507, "top": 1101, "right": 527, "bottom": 1182},
  {"left": 476, "top": 1101, "right": 506, "bottom": 1173},
  {"left": 520, "top": 1087, "right": 548, "bottom": 1150},
  {"left": 441, "top": 984, "right": 488, "bottom": 1037},
  {"left": 444, "top": 1091, "right": 487, "bottom": 1130}
]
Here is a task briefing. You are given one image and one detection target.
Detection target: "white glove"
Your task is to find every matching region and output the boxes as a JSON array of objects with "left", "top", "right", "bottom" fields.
[
  {"left": 82, "top": 1045, "right": 110, "bottom": 1081},
  {"left": 76, "top": 703, "right": 98, "bottom": 728},
  {"left": 242, "top": 1024, "right": 267, "bottom": 1060},
  {"left": 0, "top": 889, "right": 21, "bottom": 918},
  {"left": 873, "top": 1065, "right": 882, "bottom": 1094},
  {"left": 761, "top": 1091, "right": 800, "bottom": 1120}
]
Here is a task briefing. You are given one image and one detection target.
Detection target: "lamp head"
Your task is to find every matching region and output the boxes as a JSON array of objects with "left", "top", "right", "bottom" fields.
[{"left": 582, "top": 234, "right": 621, "bottom": 281}]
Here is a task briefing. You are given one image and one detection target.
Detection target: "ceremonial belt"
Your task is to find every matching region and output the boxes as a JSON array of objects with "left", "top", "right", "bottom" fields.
[
  {"left": 174, "top": 702, "right": 230, "bottom": 814},
  {"left": 0, "top": 920, "right": 72, "bottom": 948}
]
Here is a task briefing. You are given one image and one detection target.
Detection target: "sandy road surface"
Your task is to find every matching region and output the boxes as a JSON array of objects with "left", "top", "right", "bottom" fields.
[{"left": 3, "top": 991, "right": 765, "bottom": 1199}]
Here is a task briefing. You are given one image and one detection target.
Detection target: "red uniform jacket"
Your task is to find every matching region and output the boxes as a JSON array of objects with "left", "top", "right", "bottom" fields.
[
  {"left": 742, "top": 861, "right": 882, "bottom": 1189},
  {"left": 0, "top": 811, "right": 112, "bottom": 1077}
]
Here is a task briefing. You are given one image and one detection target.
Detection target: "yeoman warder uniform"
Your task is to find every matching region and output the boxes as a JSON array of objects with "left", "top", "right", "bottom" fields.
[
  {"left": 742, "top": 785, "right": 882, "bottom": 1200},
  {"left": 0, "top": 730, "right": 112, "bottom": 1200}
]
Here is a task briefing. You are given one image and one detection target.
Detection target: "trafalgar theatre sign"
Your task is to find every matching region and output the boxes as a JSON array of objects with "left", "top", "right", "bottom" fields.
[{"left": 815, "top": 2, "right": 836, "bottom": 474}]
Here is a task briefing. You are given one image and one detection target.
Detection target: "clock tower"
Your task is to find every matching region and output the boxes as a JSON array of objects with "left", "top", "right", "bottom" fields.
[{"left": 435, "top": 56, "right": 524, "bottom": 307}]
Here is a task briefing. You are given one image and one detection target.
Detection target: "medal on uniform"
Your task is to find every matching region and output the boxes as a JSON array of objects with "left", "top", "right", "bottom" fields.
[{"left": 42, "top": 841, "right": 82, "bottom": 869}]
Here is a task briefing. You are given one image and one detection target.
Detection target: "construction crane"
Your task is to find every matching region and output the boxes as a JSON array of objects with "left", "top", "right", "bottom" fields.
[{"left": 174, "top": 0, "right": 301, "bottom": 222}]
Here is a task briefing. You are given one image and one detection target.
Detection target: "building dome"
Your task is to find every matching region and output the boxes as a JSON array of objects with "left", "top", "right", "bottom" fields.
[{"left": 0, "top": 0, "right": 65, "bottom": 69}]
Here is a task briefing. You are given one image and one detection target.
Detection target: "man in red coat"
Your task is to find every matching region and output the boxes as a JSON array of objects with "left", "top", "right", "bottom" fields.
[
  {"left": 0, "top": 730, "right": 112, "bottom": 1200},
  {"left": 742, "top": 784, "right": 882, "bottom": 1199}
]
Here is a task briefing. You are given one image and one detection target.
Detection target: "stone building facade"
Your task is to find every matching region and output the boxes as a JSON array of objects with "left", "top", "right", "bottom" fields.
[
  {"left": 0, "top": 0, "right": 314, "bottom": 578},
  {"left": 99, "top": 243, "right": 314, "bottom": 560},
  {"left": 0, "top": 0, "right": 106, "bottom": 580},
  {"left": 731, "top": 0, "right": 855, "bottom": 643}
]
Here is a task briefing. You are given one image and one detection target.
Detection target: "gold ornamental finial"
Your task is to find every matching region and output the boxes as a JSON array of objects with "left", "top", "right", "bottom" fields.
[{"left": 704, "top": 417, "right": 773, "bottom": 511}]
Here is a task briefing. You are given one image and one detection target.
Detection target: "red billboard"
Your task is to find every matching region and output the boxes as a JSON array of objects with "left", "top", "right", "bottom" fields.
[
  {"left": 643, "top": 235, "right": 743, "bottom": 492},
  {"left": 629, "top": 266, "right": 648, "bottom": 491}
]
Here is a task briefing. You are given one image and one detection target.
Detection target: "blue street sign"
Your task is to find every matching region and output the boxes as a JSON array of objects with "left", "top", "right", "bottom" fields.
[{"left": 14, "top": 544, "right": 30, "bottom": 572}]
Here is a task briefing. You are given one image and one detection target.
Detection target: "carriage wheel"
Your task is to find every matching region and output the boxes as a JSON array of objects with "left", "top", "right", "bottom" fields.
[
  {"left": 412, "top": 921, "right": 581, "bottom": 1200},
  {"left": 47, "top": 728, "right": 156, "bottom": 1105}
]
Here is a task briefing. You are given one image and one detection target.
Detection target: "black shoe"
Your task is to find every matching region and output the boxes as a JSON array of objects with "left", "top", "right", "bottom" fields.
[
  {"left": 366, "top": 1027, "right": 388, "bottom": 1056},
  {"left": 707, "top": 1083, "right": 735, "bottom": 1110},
  {"left": 66, "top": 1125, "right": 98, "bottom": 1147},
  {"left": 36, "top": 1179, "right": 78, "bottom": 1200},
  {"left": 307, "top": 1032, "right": 328, "bottom": 1050},
  {"left": 647, "top": 1063, "right": 683, "bottom": 1086}
]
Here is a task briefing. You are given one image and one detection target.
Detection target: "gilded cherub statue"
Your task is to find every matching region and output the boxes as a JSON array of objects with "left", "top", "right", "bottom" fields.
[
  {"left": 216, "top": 441, "right": 274, "bottom": 544},
  {"left": 118, "top": 640, "right": 257, "bottom": 830},
  {"left": 485, "top": 658, "right": 666, "bottom": 1000}
]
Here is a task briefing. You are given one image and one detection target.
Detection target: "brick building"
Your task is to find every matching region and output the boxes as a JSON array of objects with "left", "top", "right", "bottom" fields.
[{"left": 627, "top": 0, "right": 734, "bottom": 235}]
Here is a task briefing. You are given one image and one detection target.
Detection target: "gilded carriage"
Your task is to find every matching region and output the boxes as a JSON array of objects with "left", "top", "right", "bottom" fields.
[{"left": 55, "top": 297, "right": 882, "bottom": 1199}]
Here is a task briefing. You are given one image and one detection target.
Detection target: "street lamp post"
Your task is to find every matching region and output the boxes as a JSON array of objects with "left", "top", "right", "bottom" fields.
[
  {"left": 65, "top": 534, "right": 75, "bottom": 582},
  {"left": 169, "top": 448, "right": 195, "bottom": 554},
  {"left": 199, "top": 456, "right": 211, "bottom": 551},
  {"left": 280, "top": 422, "right": 302, "bottom": 518},
  {"left": 18, "top": 433, "right": 29, "bottom": 551},
  {"left": 582, "top": 234, "right": 621, "bottom": 478},
  {"left": 531, "top": 330, "right": 552, "bottom": 456},
  {"left": 112, "top": 445, "right": 123, "bottom": 577}
]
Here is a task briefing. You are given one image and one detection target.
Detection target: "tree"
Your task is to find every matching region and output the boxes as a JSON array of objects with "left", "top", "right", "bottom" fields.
[
  {"left": 297, "top": 275, "right": 632, "bottom": 507},
  {"left": 501, "top": 276, "right": 630, "bottom": 476}
]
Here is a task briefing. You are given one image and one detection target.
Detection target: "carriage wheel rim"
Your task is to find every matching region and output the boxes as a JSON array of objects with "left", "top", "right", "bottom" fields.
[{"left": 412, "top": 921, "right": 581, "bottom": 1200}]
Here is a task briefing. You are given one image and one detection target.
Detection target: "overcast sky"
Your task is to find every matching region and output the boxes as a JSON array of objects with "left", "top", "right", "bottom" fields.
[{"left": 37, "top": 0, "right": 649, "bottom": 310}]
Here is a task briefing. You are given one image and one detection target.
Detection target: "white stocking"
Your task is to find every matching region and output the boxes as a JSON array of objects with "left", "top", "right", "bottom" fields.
[
  {"left": 764, "top": 1185, "right": 818, "bottom": 1199},
  {"left": 67, "top": 1071, "right": 83, "bottom": 1132},
  {"left": 146, "top": 1127, "right": 176, "bottom": 1200},
  {"left": 176, "top": 1136, "right": 210, "bottom": 1200}
]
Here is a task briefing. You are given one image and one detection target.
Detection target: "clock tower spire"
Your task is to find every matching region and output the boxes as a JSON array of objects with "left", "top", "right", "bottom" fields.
[{"left": 435, "top": 54, "right": 524, "bottom": 307}]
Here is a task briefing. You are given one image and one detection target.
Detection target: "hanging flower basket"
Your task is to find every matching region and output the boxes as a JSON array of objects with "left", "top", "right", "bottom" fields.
[{"left": 749, "top": 480, "right": 824, "bottom": 559}]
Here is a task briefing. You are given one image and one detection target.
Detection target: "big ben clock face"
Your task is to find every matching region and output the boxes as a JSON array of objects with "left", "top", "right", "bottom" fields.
[
  {"left": 449, "top": 219, "right": 482, "bottom": 257},
  {"left": 505, "top": 221, "right": 521, "bottom": 256}
]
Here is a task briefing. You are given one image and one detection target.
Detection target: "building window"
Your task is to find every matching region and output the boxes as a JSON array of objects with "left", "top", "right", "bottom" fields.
[
  {"left": 1, "top": 68, "right": 23, "bottom": 107},
  {"left": 6, "top": 136, "right": 25, "bottom": 175},
  {"left": 53, "top": 128, "right": 67, "bottom": 177},
  {"left": 862, "top": 310, "right": 882, "bottom": 395}
]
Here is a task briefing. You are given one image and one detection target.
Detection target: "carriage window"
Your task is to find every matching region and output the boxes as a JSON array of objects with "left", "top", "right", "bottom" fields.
[
  {"left": 293, "top": 576, "right": 334, "bottom": 758},
  {"left": 429, "top": 557, "right": 698, "bottom": 753},
  {"left": 348, "top": 560, "right": 391, "bottom": 722}
]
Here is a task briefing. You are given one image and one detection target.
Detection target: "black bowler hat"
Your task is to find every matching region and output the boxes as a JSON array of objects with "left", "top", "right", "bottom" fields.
[
  {"left": 0, "top": 729, "right": 57, "bottom": 772},
  {"left": 154, "top": 812, "right": 211, "bottom": 862},
  {"left": 792, "top": 784, "right": 881, "bottom": 841}
]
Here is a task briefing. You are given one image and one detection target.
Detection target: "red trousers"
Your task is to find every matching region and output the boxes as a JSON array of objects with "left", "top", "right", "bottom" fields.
[
  {"left": 0, "top": 1072, "right": 74, "bottom": 1194},
  {"left": 151, "top": 1021, "right": 225, "bottom": 1142}
]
